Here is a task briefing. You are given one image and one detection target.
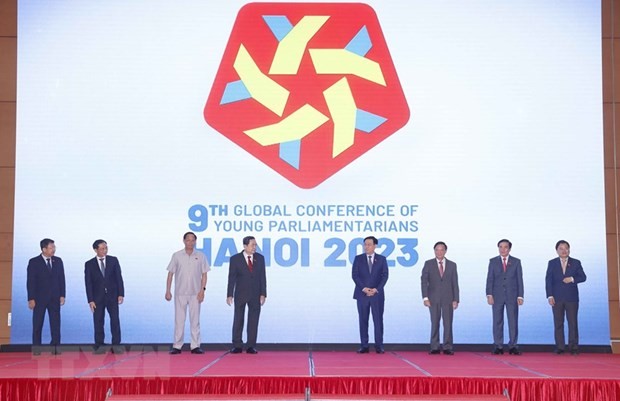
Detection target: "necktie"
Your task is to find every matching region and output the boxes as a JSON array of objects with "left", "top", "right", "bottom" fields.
[
  {"left": 502, "top": 257, "right": 507, "bottom": 272},
  {"left": 561, "top": 259, "right": 567, "bottom": 274},
  {"left": 46, "top": 258, "right": 52, "bottom": 271},
  {"left": 247, "top": 255, "right": 253, "bottom": 272},
  {"left": 439, "top": 260, "right": 444, "bottom": 277},
  {"left": 99, "top": 258, "right": 106, "bottom": 277},
  {"left": 368, "top": 255, "right": 373, "bottom": 273}
]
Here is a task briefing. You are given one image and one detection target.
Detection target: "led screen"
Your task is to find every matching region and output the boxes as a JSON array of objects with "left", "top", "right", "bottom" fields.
[{"left": 11, "top": 0, "right": 606, "bottom": 346}]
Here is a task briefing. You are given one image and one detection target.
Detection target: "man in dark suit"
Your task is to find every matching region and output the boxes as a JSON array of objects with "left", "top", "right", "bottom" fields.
[
  {"left": 421, "top": 241, "right": 459, "bottom": 355},
  {"left": 545, "top": 240, "right": 587, "bottom": 355},
  {"left": 227, "top": 235, "right": 267, "bottom": 354},
  {"left": 352, "top": 236, "right": 389, "bottom": 354},
  {"left": 84, "top": 239, "right": 125, "bottom": 354},
  {"left": 27, "top": 238, "right": 66, "bottom": 355},
  {"left": 486, "top": 239, "right": 524, "bottom": 355}
]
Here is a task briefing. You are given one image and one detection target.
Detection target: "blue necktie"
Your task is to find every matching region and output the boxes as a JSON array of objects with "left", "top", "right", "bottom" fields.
[
  {"left": 368, "top": 255, "right": 372, "bottom": 273},
  {"left": 99, "top": 258, "right": 106, "bottom": 277},
  {"left": 46, "top": 258, "right": 52, "bottom": 271}
]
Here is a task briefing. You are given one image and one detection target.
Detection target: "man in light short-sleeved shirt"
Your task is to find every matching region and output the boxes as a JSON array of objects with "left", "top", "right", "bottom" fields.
[{"left": 165, "top": 232, "right": 210, "bottom": 354}]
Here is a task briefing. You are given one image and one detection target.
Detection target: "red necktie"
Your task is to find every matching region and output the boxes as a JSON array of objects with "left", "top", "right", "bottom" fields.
[
  {"left": 502, "top": 257, "right": 507, "bottom": 272},
  {"left": 247, "top": 256, "right": 253, "bottom": 272},
  {"left": 439, "top": 260, "right": 444, "bottom": 277}
]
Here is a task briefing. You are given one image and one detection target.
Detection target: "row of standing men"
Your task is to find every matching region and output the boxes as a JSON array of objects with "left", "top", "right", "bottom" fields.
[
  {"left": 26, "top": 233, "right": 266, "bottom": 355},
  {"left": 26, "top": 235, "right": 586, "bottom": 355},
  {"left": 353, "top": 237, "right": 587, "bottom": 356}
]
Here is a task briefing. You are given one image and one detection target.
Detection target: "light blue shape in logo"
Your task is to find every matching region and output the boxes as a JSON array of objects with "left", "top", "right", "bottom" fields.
[
  {"left": 220, "top": 80, "right": 251, "bottom": 105},
  {"left": 356, "top": 109, "right": 387, "bottom": 133},
  {"left": 345, "top": 26, "right": 372, "bottom": 56},
  {"left": 279, "top": 139, "right": 301, "bottom": 169},
  {"left": 263, "top": 15, "right": 293, "bottom": 42}
]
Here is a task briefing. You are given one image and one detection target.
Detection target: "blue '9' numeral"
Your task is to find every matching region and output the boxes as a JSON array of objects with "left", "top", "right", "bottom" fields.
[{"left": 188, "top": 204, "right": 208, "bottom": 232}]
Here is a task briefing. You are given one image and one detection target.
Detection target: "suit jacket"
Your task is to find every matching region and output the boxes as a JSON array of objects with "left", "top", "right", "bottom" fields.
[
  {"left": 545, "top": 257, "right": 586, "bottom": 302},
  {"left": 27, "top": 255, "right": 66, "bottom": 303},
  {"left": 352, "top": 253, "right": 389, "bottom": 300},
  {"left": 227, "top": 252, "right": 267, "bottom": 303},
  {"left": 85, "top": 255, "right": 125, "bottom": 303},
  {"left": 421, "top": 258, "right": 459, "bottom": 304},
  {"left": 485, "top": 255, "right": 524, "bottom": 303}
]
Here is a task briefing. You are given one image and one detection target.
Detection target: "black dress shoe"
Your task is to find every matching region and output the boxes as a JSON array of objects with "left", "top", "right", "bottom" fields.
[
  {"left": 570, "top": 349, "right": 579, "bottom": 355},
  {"left": 32, "top": 350, "right": 41, "bottom": 356},
  {"left": 230, "top": 347, "right": 243, "bottom": 354},
  {"left": 376, "top": 348, "right": 385, "bottom": 354},
  {"left": 191, "top": 347, "right": 204, "bottom": 354},
  {"left": 429, "top": 349, "right": 441, "bottom": 355},
  {"left": 93, "top": 347, "right": 107, "bottom": 355},
  {"left": 356, "top": 347, "right": 370, "bottom": 354},
  {"left": 169, "top": 348, "right": 182, "bottom": 355},
  {"left": 509, "top": 348, "right": 522, "bottom": 355},
  {"left": 443, "top": 349, "right": 454, "bottom": 355},
  {"left": 246, "top": 347, "right": 258, "bottom": 354},
  {"left": 492, "top": 348, "right": 504, "bottom": 355},
  {"left": 52, "top": 348, "right": 62, "bottom": 355},
  {"left": 554, "top": 349, "right": 565, "bottom": 355},
  {"left": 112, "top": 346, "right": 125, "bottom": 354}
]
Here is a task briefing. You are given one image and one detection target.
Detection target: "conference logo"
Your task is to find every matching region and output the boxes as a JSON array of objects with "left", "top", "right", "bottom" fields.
[{"left": 204, "top": 3, "right": 410, "bottom": 189}]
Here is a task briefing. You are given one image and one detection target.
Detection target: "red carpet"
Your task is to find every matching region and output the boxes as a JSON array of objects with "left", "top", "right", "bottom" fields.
[{"left": 1, "top": 350, "right": 619, "bottom": 401}]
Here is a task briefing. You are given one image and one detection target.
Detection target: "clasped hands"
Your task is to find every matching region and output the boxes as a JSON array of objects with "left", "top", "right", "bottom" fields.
[{"left": 362, "top": 287, "right": 378, "bottom": 296}]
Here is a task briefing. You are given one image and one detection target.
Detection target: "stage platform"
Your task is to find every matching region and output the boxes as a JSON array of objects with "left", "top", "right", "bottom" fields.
[{"left": 0, "top": 348, "right": 619, "bottom": 401}]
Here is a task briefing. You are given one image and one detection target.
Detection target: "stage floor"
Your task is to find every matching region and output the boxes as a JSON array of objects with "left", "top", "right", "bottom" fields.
[
  {"left": 1, "top": 349, "right": 619, "bottom": 379},
  {"left": 1, "top": 349, "right": 619, "bottom": 400}
]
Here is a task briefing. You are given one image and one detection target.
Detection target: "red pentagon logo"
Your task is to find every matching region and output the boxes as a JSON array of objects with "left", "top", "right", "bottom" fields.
[{"left": 205, "top": 3, "right": 410, "bottom": 188}]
